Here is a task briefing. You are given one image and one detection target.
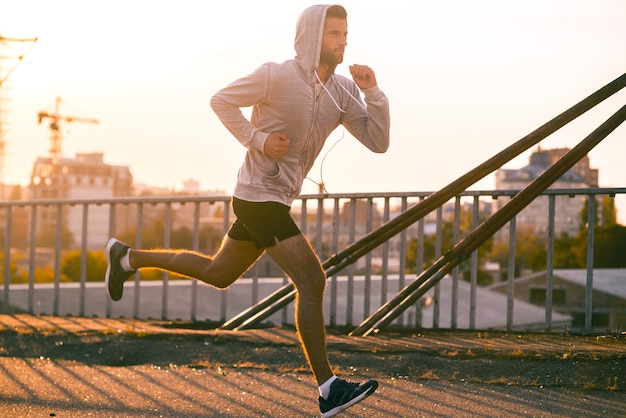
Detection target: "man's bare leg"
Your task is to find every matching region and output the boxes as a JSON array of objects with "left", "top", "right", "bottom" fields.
[
  {"left": 266, "top": 234, "right": 334, "bottom": 385},
  {"left": 107, "top": 232, "right": 378, "bottom": 414},
  {"left": 127, "top": 232, "right": 332, "bottom": 382},
  {"left": 128, "top": 236, "right": 264, "bottom": 289}
]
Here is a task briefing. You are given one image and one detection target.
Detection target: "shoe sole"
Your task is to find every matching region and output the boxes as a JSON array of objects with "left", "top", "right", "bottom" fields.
[
  {"left": 104, "top": 238, "right": 118, "bottom": 301},
  {"left": 321, "top": 384, "right": 377, "bottom": 418}
]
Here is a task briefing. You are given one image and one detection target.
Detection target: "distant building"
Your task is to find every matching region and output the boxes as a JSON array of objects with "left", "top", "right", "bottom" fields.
[
  {"left": 494, "top": 147, "right": 598, "bottom": 239},
  {"left": 489, "top": 269, "right": 626, "bottom": 333},
  {"left": 418, "top": 274, "right": 572, "bottom": 330},
  {"left": 29, "top": 152, "right": 133, "bottom": 249},
  {"left": 133, "top": 180, "right": 228, "bottom": 250},
  {"left": 182, "top": 179, "right": 201, "bottom": 194}
]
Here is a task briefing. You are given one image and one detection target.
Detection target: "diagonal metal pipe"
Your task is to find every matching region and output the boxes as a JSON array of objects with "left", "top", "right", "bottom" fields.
[
  {"left": 351, "top": 104, "right": 626, "bottom": 336},
  {"left": 219, "top": 72, "right": 626, "bottom": 331}
]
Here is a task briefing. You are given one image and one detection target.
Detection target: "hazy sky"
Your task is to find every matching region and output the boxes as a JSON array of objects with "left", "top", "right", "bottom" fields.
[{"left": 2, "top": 0, "right": 625, "bottom": 220}]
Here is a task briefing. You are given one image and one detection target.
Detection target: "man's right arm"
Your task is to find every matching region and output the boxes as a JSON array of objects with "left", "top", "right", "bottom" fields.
[{"left": 210, "top": 64, "right": 269, "bottom": 153}]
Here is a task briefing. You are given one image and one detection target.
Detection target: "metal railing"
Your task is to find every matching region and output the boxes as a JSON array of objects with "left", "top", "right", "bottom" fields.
[
  {"left": 2, "top": 188, "right": 625, "bottom": 334},
  {"left": 221, "top": 72, "right": 626, "bottom": 335},
  {"left": 2, "top": 72, "right": 625, "bottom": 335}
]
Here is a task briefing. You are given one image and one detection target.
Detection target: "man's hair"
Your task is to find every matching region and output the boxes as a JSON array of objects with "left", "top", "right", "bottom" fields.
[{"left": 326, "top": 4, "right": 347, "bottom": 19}]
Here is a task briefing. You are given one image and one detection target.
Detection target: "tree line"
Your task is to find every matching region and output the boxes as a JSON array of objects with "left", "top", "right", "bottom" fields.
[{"left": 405, "top": 196, "right": 625, "bottom": 285}]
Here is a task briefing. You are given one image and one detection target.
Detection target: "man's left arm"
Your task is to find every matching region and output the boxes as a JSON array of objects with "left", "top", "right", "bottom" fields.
[
  {"left": 344, "top": 64, "right": 390, "bottom": 153},
  {"left": 349, "top": 64, "right": 377, "bottom": 90}
]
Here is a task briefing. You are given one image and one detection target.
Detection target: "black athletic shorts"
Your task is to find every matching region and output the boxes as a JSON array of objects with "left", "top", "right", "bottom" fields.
[{"left": 227, "top": 197, "right": 301, "bottom": 249}]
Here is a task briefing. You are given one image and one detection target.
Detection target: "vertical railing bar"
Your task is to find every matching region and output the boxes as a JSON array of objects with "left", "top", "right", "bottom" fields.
[
  {"left": 300, "top": 198, "right": 307, "bottom": 229},
  {"left": 280, "top": 270, "right": 288, "bottom": 323},
  {"left": 190, "top": 201, "right": 200, "bottom": 321},
  {"left": 329, "top": 198, "right": 340, "bottom": 326},
  {"left": 251, "top": 252, "right": 259, "bottom": 312},
  {"left": 133, "top": 202, "right": 143, "bottom": 319},
  {"left": 298, "top": 198, "right": 307, "bottom": 324},
  {"left": 397, "top": 197, "right": 408, "bottom": 326},
  {"left": 416, "top": 197, "right": 425, "bottom": 276},
  {"left": 297, "top": 196, "right": 308, "bottom": 297},
  {"left": 316, "top": 197, "right": 324, "bottom": 255},
  {"left": 53, "top": 204, "right": 62, "bottom": 316},
  {"left": 220, "top": 200, "right": 230, "bottom": 323},
  {"left": 381, "top": 197, "right": 390, "bottom": 307},
  {"left": 507, "top": 216, "right": 517, "bottom": 331},
  {"left": 28, "top": 204, "right": 37, "bottom": 314},
  {"left": 346, "top": 198, "right": 356, "bottom": 326},
  {"left": 79, "top": 203, "right": 89, "bottom": 316},
  {"left": 451, "top": 196, "right": 461, "bottom": 329},
  {"left": 414, "top": 197, "right": 425, "bottom": 327},
  {"left": 545, "top": 195, "right": 556, "bottom": 331},
  {"left": 584, "top": 195, "right": 596, "bottom": 333},
  {"left": 469, "top": 196, "right": 479, "bottom": 329},
  {"left": 106, "top": 202, "right": 116, "bottom": 318},
  {"left": 315, "top": 197, "right": 325, "bottom": 321},
  {"left": 433, "top": 206, "right": 443, "bottom": 329},
  {"left": 162, "top": 203, "right": 171, "bottom": 320},
  {"left": 3, "top": 206, "right": 12, "bottom": 314},
  {"left": 364, "top": 197, "right": 373, "bottom": 318}
]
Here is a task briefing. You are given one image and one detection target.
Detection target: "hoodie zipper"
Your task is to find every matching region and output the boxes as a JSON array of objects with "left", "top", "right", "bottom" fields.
[{"left": 294, "top": 82, "right": 322, "bottom": 197}]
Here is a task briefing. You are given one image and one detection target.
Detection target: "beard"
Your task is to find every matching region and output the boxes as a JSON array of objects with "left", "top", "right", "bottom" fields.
[{"left": 319, "top": 48, "right": 343, "bottom": 74}]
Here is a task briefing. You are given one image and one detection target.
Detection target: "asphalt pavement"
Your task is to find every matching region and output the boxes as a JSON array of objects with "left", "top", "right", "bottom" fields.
[{"left": 0, "top": 314, "right": 624, "bottom": 417}]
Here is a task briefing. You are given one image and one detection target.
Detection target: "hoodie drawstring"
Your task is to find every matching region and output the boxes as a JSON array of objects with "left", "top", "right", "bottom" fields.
[{"left": 314, "top": 70, "right": 368, "bottom": 113}]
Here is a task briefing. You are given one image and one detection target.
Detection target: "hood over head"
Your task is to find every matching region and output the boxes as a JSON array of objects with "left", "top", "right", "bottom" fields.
[{"left": 294, "top": 4, "right": 331, "bottom": 79}]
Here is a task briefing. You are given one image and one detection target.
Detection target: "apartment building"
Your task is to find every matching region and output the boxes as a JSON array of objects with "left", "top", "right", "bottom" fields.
[
  {"left": 29, "top": 152, "right": 132, "bottom": 249},
  {"left": 493, "top": 147, "right": 598, "bottom": 240}
]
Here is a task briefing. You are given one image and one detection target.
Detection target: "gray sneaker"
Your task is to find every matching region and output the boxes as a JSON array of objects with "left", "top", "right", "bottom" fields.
[
  {"left": 105, "top": 238, "right": 135, "bottom": 301},
  {"left": 319, "top": 378, "right": 378, "bottom": 417}
]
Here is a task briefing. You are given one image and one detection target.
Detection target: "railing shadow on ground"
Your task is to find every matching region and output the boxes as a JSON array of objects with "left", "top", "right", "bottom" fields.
[{"left": 0, "top": 314, "right": 625, "bottom": 417}]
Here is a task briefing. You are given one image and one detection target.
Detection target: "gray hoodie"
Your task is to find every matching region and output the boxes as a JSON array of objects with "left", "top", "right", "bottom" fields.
[{"left": 210, "top": 4, "right": 390, "bottom": 206}]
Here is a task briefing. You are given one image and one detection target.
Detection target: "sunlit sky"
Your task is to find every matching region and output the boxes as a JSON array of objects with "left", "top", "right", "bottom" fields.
[{"left": 2, "top": 0, "right": 625, "bottom": 221}]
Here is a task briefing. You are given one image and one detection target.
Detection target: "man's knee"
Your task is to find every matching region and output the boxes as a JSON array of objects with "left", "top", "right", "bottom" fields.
[
  {"left": 295, "top": 270, "right": 326, "bottom": 298},
  {"left": 199, "top": 265, "right": 239, "bottom": 289}
]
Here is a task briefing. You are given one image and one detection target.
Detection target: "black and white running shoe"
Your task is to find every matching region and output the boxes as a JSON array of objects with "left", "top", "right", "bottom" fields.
[
  {"left": 104, "top": 238, "right": 135, "bottom": 301},
  {"left": 319, "top": 378, "right": 378, "bottom": 417}
]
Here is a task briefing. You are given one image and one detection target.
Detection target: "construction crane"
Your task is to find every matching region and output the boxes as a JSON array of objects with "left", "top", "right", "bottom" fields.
[
  {"left": 37, "top": 96, "right": 98, "bottom": 163},
  {"left": 0, "top": 35, "right": 37, "bottom": 188},
  {"left": 0, "top": 35, "right": 38, "bottom": 87}
]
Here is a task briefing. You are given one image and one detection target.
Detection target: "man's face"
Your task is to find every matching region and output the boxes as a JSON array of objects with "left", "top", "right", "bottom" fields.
[{"left": 320, "top": 17, "right": 348, "bottom": 67}]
